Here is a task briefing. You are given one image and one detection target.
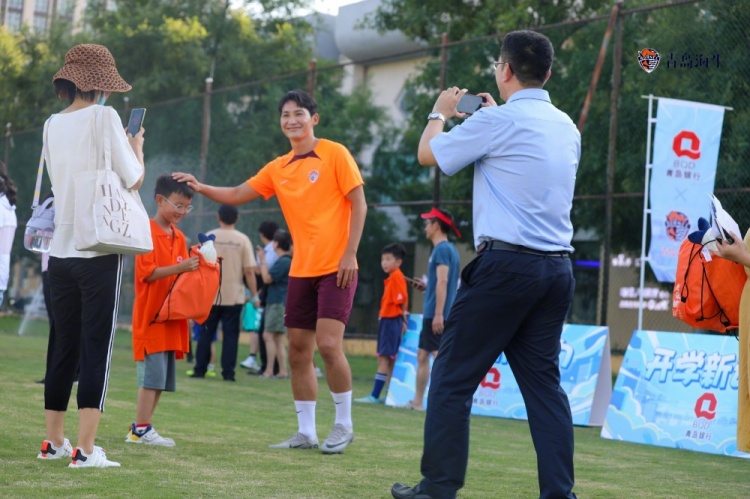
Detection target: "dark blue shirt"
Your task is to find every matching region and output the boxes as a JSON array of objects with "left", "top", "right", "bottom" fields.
[
  {"left": 423, "top": 241, "right": 460, "bottom": 320},
  {"left": 266, "top": 254, "right": 291, "bottom": 305}
]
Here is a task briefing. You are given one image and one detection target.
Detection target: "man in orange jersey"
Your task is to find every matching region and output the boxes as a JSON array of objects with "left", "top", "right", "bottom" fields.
[{"left": 174, "top": 90, "right": 366, "bottom": 454}]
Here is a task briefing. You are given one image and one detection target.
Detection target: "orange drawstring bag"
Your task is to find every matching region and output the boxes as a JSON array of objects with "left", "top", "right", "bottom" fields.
[
  {"left": 151, "top": 244, "right": 221, "bottom": 325},
  {"left": 672, "top": 238, "right": 746, "bottom": 332}
]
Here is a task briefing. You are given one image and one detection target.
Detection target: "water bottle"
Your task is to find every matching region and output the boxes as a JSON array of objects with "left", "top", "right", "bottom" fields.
[
  {"left": 24, "top": 197, "right": 55, "bottom": 254},
  {"left": 24, "top": 226, "right": 54, "bottom": 253}
]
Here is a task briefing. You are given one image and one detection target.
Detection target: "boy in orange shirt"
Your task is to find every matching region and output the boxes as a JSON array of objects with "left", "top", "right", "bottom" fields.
[
  {"left": 127, "top": 174, "right": 198, "bottom": 446},
  {"left": 356, "top": 243, "right": 408, "bottom": 404}
]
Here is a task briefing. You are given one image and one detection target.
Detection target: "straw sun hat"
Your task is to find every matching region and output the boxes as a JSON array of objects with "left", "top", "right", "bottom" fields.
[{"left": 52, "top": 44, "right": 131, "bottom": 93}]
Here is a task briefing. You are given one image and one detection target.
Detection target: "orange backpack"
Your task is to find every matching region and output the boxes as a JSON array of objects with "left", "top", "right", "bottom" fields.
[
  {"left": 672, "top": 238, "right": 746, "bottom": 332},
  {"left": 151, "top": 245, "right": 221, "bottom": 325}
]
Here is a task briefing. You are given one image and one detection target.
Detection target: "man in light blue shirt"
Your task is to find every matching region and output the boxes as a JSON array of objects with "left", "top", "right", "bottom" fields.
[{"left": 392, "top": 30, "right": 579, "bottom": 499}]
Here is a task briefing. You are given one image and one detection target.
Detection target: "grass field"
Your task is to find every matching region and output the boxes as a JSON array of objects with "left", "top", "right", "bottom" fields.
[{"left": 1, "top": 315, "right": 749, "bottom": 498}]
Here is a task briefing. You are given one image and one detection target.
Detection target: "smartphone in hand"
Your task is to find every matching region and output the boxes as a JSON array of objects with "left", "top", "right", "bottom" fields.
[
  {"left": 457, "top": 93, "right": 486, "bottom": 115},
  {"left": 127, "top": 108, "right": 146, "bottom": 137}
]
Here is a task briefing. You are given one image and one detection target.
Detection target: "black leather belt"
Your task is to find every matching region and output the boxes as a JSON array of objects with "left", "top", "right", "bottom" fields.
[{"left": 477, "top": 239, "right": 570, "bottom": 258}]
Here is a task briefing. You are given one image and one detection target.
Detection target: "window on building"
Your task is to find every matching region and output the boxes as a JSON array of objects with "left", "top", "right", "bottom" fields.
[
  {"left": 57, "top": 0, "right": 72, "bottom": 15},
  {"left": 33, "top": 14, "right": 48, "bottom": 32},
  {"left": 6, "top": 11, "right": 22, "bottom": 31},
  {"left": 35, "top": 0, "right": 50, "bottom": 12},
  {"left": 8, "top": 0, "right": 23, "bottom": 8}
]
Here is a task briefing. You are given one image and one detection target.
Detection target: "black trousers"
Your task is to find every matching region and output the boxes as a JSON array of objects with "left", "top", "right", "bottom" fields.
[
  {"left": 45, "top": 254, "right": 122, "bottom": 411},
  {"left": 194, "top": 304, "right": 243, "bottom": 380},
  {"left": 419, "top": 250, "right": 577, "bottom": 499}
]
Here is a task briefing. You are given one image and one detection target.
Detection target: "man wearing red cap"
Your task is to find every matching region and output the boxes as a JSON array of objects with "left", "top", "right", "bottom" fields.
[{"left": 401, "top": 207, "right": 460, "bottom": 411}]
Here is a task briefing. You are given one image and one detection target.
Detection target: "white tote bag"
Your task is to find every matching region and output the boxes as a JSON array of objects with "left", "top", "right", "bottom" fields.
[{"left": 74, "top": 108, "right": 152, "bottom": 255}]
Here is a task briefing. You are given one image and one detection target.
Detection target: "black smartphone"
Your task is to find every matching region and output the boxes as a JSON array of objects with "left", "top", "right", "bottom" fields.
[
  {"left": 404, "top": 276, "right": 425, "bottom": 288},
  {"left": 127, "top": 108, "right": 146, "bottom": 137},
  {"left": 457, "top": 93, "right": 485, "bottom": 115}
]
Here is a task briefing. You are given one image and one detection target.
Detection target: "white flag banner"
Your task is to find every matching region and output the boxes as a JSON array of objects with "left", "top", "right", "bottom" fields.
[{"left": 648, "top": 98, "right": 725, "bottom": 282}]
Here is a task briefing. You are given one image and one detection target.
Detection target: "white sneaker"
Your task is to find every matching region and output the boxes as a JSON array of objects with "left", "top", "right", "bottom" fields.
[
  {"left": 240, "top": 355, "right": 259, "bottom": 371},
  {"left": 125, "top": 425, "right": 176, "bottom": 447},
  {"left": 37, "top": 438, "right": 73, "bottom": 459},
  {"left": 321, "top": 424, "right": 354, "bottom": 454},
  {"left": 68, "top": 446, "right": 120, "bottom": 468},
  {"left": 268, "top": 432, "right": 319, "bottom": 449}
]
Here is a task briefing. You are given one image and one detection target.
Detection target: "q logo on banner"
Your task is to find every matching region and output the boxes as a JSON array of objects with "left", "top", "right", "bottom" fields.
[
  {"left": 673, "top": 130, "right": 702, "bottom": 160},
  {"left": 694, "top": 392, "right": 718, "bottom": 420}
]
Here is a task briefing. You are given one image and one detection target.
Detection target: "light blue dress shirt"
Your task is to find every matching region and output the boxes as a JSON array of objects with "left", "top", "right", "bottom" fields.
[{"left": 430, "top": 88, "right": 581, "bottom": 252}]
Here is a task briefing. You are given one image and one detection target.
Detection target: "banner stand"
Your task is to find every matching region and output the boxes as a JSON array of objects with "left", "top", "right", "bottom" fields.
[{"left": 637, "top": 95, "right": 732, "bottom": 330}]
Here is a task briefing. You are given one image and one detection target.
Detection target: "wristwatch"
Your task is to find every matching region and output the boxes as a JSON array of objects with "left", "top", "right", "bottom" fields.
[{"left": 427, "top": 112, "right": 445, "bottom": 124}]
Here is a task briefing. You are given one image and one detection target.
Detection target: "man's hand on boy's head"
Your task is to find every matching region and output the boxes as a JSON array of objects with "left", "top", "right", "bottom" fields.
[
  {"left": 172, "top": 172, "right": 203, "bottom": 193},
  {"left": 179, "top": 256, "right": 200, "bottom": 272}
]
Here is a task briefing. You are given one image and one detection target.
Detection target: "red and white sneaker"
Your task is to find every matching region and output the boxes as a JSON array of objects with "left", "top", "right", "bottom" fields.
[
  {"left": 68, "top": 446, "right": 120, "bottom": 468},
  {"left": 37, "top": 438, "right": 73, "bottom": 459}
]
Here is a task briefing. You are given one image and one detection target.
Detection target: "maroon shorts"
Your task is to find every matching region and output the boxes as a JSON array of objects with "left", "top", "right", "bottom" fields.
[{"left": 285, "top": 272, "right": 358, "bottom": 330}]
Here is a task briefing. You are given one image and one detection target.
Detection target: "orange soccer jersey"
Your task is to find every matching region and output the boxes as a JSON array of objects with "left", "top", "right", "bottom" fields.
[
  {"left": 380, "top": 268, "right": 408, "bottom": 319},
  {"left": 131, "top": 219, "right": 190, "bottom": 361},
  {"left": 247, "top": 139, "right": 364, "bottom": 278}
]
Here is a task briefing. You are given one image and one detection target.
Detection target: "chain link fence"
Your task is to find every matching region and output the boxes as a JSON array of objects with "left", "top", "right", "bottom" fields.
[{"left": 3, "top": 0, "right": 748, "bottom": 348}]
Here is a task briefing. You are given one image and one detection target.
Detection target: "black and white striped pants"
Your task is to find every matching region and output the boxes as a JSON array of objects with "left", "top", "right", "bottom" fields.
[{"left": 45, "top": 254, "right": 123, "bottom": 412}]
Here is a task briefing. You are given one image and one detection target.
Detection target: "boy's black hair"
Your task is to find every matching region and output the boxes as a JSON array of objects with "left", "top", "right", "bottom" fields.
[
  {"left": 258, "top": 220, "right": 279, "bottom": 241},
  {"left": 278, "top": 90, "right": 317, "bottom": 116},
  {"left": 154, "top": 174, "right": 194, "bottom": 200},
  {"left": 433, "top": 208, "right": 456, "bottom": 236},
  {"left": 273, "top": 229, "right": 292, "bottom": 252},
  {"left": 500, "top": 30, "right": 554, "bottom": 87},
  {"left": 218, "top": 204, "right": 238, "bottom": 225},
  {"left": 53, "top": 79, "right": 97, "bottom": 105},
  {"left": 382, "top": 242, "right": 406, "bottom": 261}
]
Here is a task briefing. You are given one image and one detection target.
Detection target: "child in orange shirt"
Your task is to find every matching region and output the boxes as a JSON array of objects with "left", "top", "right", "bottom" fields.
[
  {"left": 126, "top": 174, "right": 199, "bottom": 446},
  {"left": 355, "top": 243, "right": 408, "bottom": 403}
]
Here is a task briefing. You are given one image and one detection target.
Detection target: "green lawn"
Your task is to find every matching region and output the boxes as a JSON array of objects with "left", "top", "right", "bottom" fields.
[{"left": 1, "top": 315, "right": 748, "bottom": 498}]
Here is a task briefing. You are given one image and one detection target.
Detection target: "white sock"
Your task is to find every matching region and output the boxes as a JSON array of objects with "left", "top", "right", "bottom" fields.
[
  {"left": 331, "top": 390, "right": 353, "bottom": 429},
  {"left": 294, "top": 401, "right": 317, "bottom": 440}
]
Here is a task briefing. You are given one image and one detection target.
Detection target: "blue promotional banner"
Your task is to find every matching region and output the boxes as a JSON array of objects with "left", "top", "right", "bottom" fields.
[
  {"left": 648, "top": 98, "right": 725, "bottom": 282},
  {"left": 601, "top": 330, "right": 750, "bottom": 458},
  {"left": 385, "top": 313, "right": 430, "bottom": 407},
  {"left": 386, "top": 322, "right": 612, "bottom": 427},
  {"left": 470, "top": 325, "right": 611, "bottom": 426}
]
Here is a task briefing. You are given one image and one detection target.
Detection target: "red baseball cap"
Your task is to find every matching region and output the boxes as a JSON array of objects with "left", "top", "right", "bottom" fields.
[{"left": 421, "top": 207, "right": 462, "bottom": 238}]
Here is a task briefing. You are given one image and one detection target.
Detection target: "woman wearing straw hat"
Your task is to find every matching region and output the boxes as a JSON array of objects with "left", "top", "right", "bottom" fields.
[{"left": 36, "top": 44, "right": 145, "bottom": 468}]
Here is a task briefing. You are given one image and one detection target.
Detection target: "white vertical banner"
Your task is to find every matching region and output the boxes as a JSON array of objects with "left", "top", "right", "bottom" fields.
[{"left": 648, "top": 98, "right": 725, "bottom": 282}]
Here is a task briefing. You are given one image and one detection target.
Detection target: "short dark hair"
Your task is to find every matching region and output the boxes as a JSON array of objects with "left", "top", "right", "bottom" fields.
[
  {"left": 258, "top": 220, "right": 279, "bottom": 241},
  {"left": 432, "top": 208, "right": 456, "bottom": 236},
  {"left": 382, "top": 242, "right": 406, "bottom": 261},
  {"left": 278, "top": 90, "right": 317, "bottom": 116},
  {"left": 273, "top": 229, "right": 292, "bottom": 252},
  {"left": 218, "top": 204, "right": 238, "bottom": 225},
  {"left": 155, "top": 174, "right": 194, "bottom": 200},
  {"left": 53, "top": 79, "right": 97, "bottom": 105},
  {"left": 500, "top": 30, "right": 554, "bottom": 87}
]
